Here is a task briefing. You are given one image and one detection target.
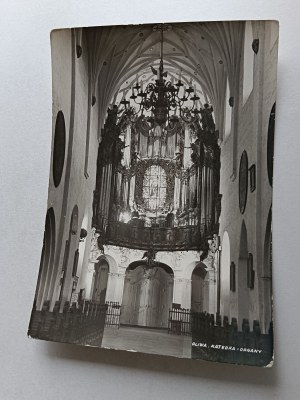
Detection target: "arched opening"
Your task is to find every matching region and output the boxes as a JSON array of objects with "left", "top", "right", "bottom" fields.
[
  {"left": 53, "top": 110, "right": 66, "bottom": 187},
  {"left": 191, "top": 262, "right": 207, "bottom": 312},
  {"left": 120, "top": 261, "right": 174, "bottom": 328},
  {"left": 35, "top": 208, "right": 56, "bottom": 310},
  {"left": 91, "top": 259, "right": 109, "bottom": 303},
  {"left": 243, "top": 21, "right": 254, "bottom": 105},
  {"left": 263, "top": 207, "right": 273, "bottom": 333},
  {"left": 220, "top": 231, "right": 230, "bottom": 317},
  {"left": 238, "top": 221, "right": 249, "bottom": 327},
  {"left": 87, "top": 253, "right": 118, "bottom": 302}
]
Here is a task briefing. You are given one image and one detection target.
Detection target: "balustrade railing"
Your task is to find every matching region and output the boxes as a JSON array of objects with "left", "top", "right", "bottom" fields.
[
  {"left": 168, "top": 307, "right": 192, "bottom": 335},
  {"left": 105, "top": 301, "right": 121, "bottom": 328},
  {"left": 28, "top": 300, "right": 107, "bottom": 346},
  {"left": 105, "top": 221, "right": 210, "bottom": 251},
  {"left": 168, "top": 308, "right": 273, "bottom": 366}
]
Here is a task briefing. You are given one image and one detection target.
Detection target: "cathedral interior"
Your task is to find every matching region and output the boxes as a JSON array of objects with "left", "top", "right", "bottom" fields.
[{"left": 29, "top": 20, "right": 278, "bottom": 363}]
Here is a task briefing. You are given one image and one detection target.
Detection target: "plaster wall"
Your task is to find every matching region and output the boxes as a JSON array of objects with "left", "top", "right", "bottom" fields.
[
  {"left": 40, "top": 29, "right": 101, "bottom": 309},
  {"left": 101, "top": 245, "right": 217, "bottom": 313},
  {"left": 218, "top": 21, "right": 278, "bottom": 331}
]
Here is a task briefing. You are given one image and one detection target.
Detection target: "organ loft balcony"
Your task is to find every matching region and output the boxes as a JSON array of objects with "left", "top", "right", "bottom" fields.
[
  {"left": 92, "top": 103, "right": 221, "bottom": 253},
  {"left": 105, "top": 220, "right": 208, "bottom": 252}
]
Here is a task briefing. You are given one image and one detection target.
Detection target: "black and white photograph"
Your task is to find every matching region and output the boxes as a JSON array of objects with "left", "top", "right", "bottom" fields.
[{"left": 28, "top": 20, "right": 278, "bottom": 367}]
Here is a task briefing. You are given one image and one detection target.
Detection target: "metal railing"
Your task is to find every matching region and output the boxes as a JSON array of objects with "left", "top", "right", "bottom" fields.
[
  {"left": 168, "top": 307, "right": 192, "bottom": 335},
  {"left": 105, "top": 301, "right": 121, "bottom": 328}
]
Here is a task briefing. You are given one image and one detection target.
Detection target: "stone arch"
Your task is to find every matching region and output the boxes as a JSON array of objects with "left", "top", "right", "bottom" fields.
[
  {"left": 220, "top": 231, "right": 230, "bottom": 317},
  {"left": 35, "top": 207, "right": 56, "bottom": 310},
  {"left": 176, "top": 259, "right": 207, "bottom": 311},
  {"left": 182, "top": 260, "right": 201, "bottom": 280},
  {"left": 126, "top": 260, "right": 174, "bottom": 275},
  {"left": 97, "top": 254, "right": 118, "bottom": 275},
  {"left": 155, "top": 252, "right": 178, "bottom": 275},
  {"left": 238, "top": 220, "right": 250, "bottom": 327},
  {"left": 121, "top": 261, "right": 174, "bottom": 328},
  {"left": 263, "top": 206, "right": 273, "bottom": 333},
  {"left": 92, "top": 254, "right": 119, "bottom": 304}
]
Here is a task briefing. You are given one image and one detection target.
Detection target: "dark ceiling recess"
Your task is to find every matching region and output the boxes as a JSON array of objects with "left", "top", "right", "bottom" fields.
[
  {"left": 53, "top": 110, "right": 66, "bottom": 187},
  {"left": 267, "top": 103, "right": 276, "bottom": 187},
  {"left": 127, "top": 260, "right": 174, "bottom": 275}
]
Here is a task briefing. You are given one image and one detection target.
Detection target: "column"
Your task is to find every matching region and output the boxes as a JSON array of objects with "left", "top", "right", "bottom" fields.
[
  {"left": 181, "top": 172, "right": 188, "bottom": 211},
  {"left": 173, "top": 278, "right": 192, "bottom": 309},
  {"left": 174, "top": 176, "right": 181, "bottom": 211},
  {"left": 84, "top": 262, "right": 97, "bottom": 300},
  {"left": 129, "top": 175, "right": 136, "bottom": 207},
  {"left": 104, "top": 164, "right": 112, "bottom": 224},
  {"left": 99, "top": 166, "right": 107, "bottom": 218},
  {"left": 183, "top": 125, "right": 191, "bottom": 168},
  {"left": 124, "top": 125, "right": 131, "bottom": 168},
  {"left": 201, "top": 166, "right": 207, "bottom": 225},
  {"left": 106, "top": 272, "right": 126, "bottom": 304},
  {"left": 202, "top": 267, "right": 217, "bottom": 315},
  {"left": 123, "top": 176, "right": 129, "bottom": 206}
]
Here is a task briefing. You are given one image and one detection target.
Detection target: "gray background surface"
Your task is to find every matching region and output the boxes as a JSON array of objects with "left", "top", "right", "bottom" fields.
[{"left": 1, "top": 1, "right": 300, "bottom": 399}]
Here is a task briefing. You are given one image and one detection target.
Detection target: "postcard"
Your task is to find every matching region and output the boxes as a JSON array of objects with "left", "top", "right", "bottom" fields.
[{"left": 28, "top": 20, "right": 278, "bottom": 367}]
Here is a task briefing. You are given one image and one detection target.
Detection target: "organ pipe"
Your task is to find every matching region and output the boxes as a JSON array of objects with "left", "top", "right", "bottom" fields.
[{"left": 92, "top": 105, "right": 221, "bottom": 251}]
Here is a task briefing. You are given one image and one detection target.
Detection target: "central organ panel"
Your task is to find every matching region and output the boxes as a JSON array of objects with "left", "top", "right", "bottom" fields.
[{"left": 92, "top": 107, "right": 220, "bottom": 251}]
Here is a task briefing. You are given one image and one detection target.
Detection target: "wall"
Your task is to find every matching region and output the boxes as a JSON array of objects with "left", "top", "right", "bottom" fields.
[
  {"left": 36, "top": 28, "right": 101, "bottom": 309},
  {"left": 1, "top": 1, "right": 300, "bottom": 400},
  {"left": 121, "top": 266, "right": 173, "bottom": 327},
  {"left": 218, "top": 21, "right": 278, "bottom": 331},
  {"left": 102, "top": 245, "right": 217, "bottom": 313}
]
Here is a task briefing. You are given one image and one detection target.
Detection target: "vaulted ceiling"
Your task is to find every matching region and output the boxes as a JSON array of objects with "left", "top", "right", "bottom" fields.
[{"left": 85, "top": 21, "right": 244, "bottom": 132}]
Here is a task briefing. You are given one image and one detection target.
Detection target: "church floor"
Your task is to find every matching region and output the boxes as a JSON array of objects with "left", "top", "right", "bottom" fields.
[{"left": 101, "top": 325, "right": 192, "bottom": 358}]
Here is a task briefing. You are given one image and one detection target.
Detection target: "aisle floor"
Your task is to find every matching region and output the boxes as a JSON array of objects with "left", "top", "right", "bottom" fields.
[{"left": 102, "top": 325, "right": 192, "bottom": 358}]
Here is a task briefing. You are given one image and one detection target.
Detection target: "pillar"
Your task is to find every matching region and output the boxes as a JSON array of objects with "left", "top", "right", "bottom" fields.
[
  {"left": 173, "top": 278, "right": 192, "bottom": 309},
  {"left": 106, "top": 272, "right": 126, "bottom": 304},
  {"left": 84, "top": 262, "right": 96, "bottom": 300}
]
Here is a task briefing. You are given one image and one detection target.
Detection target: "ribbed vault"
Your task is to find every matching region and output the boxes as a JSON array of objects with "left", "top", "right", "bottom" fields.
[{"left": 85, "top": 21, "right": 244, "bottom": 133}]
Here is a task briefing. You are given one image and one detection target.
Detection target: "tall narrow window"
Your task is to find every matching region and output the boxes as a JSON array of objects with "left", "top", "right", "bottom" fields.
[
  {"left": 53, "top": 111, "right": 66, "bottom": 187},
  {"left": 267, "top": 103, "right": 276, "bottom": 186},
  {"left": 143, "top": 165, "right": 167, "bottom": 211},
  {"left": 224, "top": 78, "right": 232, "bottom": 140}
]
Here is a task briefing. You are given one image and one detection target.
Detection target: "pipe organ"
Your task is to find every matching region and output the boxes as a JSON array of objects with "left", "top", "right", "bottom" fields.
[{"left": 92, "top": 105, "right": 221, "bottom": 251}]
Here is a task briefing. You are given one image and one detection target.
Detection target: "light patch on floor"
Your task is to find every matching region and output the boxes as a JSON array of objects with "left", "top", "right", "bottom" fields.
[{"left": 102, "top": 326, "right": 192, "bottom": 358}]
